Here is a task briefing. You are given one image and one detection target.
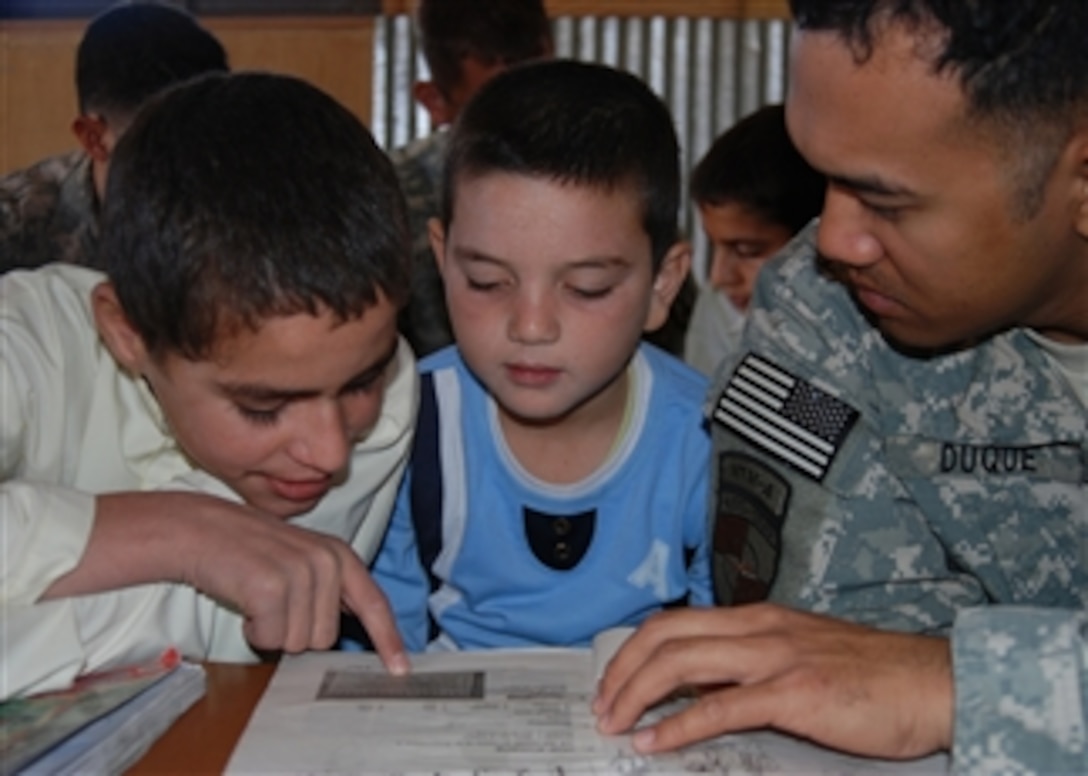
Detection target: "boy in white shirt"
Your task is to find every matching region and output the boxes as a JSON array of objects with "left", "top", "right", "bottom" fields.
[{"left": 1, "top": 72, "right": 417, "bottom": 698}]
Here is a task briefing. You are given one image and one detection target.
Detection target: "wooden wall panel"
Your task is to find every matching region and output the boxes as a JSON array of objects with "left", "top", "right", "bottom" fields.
[
  {"left": 203, "top": 16, "right": 374, "bottom": 126},
  {"left": 1, "top": 2, "right": 792, "bottom": 175},
  {"left": 0, "top": 21, "right": 82, "bottom": 174},
  {"left": 0, "top": 16, "right": 375, "bottom": 175}
]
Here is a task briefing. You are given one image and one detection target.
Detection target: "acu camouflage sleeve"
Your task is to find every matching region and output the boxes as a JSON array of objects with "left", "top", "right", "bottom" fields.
[
  {"left": 392, "top": 135, "right": 453, "bottom": 358},
  {"left": 952, "top": 606, "right": 1087, "bottom": 774},
  {"left": 709, "top": 235, "right": 989, "bottom": 633}
]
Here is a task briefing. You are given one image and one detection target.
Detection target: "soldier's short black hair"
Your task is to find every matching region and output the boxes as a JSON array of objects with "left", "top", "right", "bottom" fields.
[
  {"left": 76, "top": 1, "right": 228, "bottom": 123},
  {"left": 690, "top": 104, "right": 825, "bottom": 236},
  {"left": 442, "top": 59, "right": 681, "bottom": 272},
  {"left": 416, "top": 0, "right": 552, "bottom": 98},
  {"left": 788, "top": 0, "right": 1088, "bottom": 217},
  {"left": 99, "top": 72, "right": 411, "bottom": 360}
]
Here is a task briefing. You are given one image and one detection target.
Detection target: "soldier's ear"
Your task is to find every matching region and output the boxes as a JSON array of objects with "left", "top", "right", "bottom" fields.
[
  {"left": 413, "top": 81, "right": 455, "bottom": 127},
  {"left": 72, "top": 114, "right": 111, "bottom": 163}
]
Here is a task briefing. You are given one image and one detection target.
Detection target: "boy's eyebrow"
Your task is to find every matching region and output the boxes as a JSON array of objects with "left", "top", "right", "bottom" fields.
[
  {"left": 453, "top": 247, "right": 503, "bottom": 265},
  {"left": 721, "top": 237, "right": 773, "bottom": 246},
  {"left": 453, "top": 246, "right": 630, "bottom": 269},
  {"left": 219, "top": 338, "right": 398, "bottom": 403}
]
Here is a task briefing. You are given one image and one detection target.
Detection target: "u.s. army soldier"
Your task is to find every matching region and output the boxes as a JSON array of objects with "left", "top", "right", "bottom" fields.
[
  {"left": 0, "top": 4, "right": 226, "bottom": 274},
  {"left": 595, "top": 2, "right": 1088, "bottom": 773}
]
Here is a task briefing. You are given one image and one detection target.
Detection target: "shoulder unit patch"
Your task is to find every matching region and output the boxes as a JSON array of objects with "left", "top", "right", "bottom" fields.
[{"left": 714, "top": 452, "right": 790, "bottom": 605}]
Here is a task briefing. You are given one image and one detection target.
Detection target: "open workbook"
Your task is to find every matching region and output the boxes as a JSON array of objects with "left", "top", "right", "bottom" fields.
[{"left": 227, "top": 628, "right": 949, "bottom": 775}]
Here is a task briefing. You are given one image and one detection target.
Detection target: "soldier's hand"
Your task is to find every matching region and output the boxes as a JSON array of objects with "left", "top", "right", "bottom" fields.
[{"left": 593, "top": 603, "right": 951, "bottom": 760}]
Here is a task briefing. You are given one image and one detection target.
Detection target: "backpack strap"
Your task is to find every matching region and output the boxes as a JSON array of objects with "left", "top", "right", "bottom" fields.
[
  {"left": 409, "top": 371, "right": 444, "bottom": 596},
  {"left": 339, "top": 371, "right": 445, "bottom": 649}
]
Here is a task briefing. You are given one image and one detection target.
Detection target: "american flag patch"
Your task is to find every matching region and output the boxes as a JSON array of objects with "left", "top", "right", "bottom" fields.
[{"left": 713, "top": 354, "right": 859, "bottom": 481}]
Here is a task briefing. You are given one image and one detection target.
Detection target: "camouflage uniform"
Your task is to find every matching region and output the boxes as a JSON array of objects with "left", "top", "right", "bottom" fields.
[
  {"left": 391, "top": 130, "right": 454, "bottom": 358},
  {"left": 0, "top": 150, "right": 100, "bottom": 274},
  {"left": 709, "top": 224, "right": 1087, "bottom": 774}
]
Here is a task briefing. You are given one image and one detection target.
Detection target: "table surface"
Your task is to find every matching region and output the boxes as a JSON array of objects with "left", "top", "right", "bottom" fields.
[{"left": 126, "top": 661, "right": 276, "bottom": 775}]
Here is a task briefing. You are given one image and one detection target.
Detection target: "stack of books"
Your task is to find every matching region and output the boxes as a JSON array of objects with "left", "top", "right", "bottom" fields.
[{"left": 1, "top": 649, "right": 206, "bottom": 775}]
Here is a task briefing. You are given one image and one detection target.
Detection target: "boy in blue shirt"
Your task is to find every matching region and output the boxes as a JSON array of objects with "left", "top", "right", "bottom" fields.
[{"left": 368, "top": 59, "right": 713, "bottom": 651}]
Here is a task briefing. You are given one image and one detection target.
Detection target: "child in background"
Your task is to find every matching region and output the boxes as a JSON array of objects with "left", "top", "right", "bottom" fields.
[
  {"left": 393, "top": 0, "right": 554, "bottom": 358},
  {"left": 2, "top": 72, "right": 416, "bottom": 699},
  {"left": 684, "top": 104, "right": 826, "bottom": 376},
  {"left": 367, "top": 59, "right": 713, "bottom": 652}
]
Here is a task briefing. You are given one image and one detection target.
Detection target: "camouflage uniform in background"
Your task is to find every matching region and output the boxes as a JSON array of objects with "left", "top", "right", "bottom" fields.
[
  {"left": 391, "top": 130, "right": 454, "bottom": 359},
  {"left": 709, "top": 224, "right": 1087, "bottom": 774},
  {"left": 0, "top": 151, "right": 100, "bottom": 274}
]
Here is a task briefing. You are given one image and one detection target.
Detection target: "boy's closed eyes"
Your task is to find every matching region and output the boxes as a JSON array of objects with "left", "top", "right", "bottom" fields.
[{"left": 456, "top": 252, "right": 633, "bottom": 302}]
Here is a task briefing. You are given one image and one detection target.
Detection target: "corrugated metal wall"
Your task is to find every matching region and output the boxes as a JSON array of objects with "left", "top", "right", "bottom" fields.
[{"left": 371, "top": 14, "right": 792, "bottom": 279}]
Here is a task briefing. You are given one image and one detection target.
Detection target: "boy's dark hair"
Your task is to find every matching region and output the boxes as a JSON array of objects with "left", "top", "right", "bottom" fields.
[
  {"left": 788, "top": 0, "right": 1088, "bottom": 217},
  {"left": 417, "top": 0, "right": 553, "bottom": 98},
  {"left": 77, "top": 2, "right": 228, "bottom": 123},
  {"left": 690, "top": 104, "right": 825, "bottom": 236},
  {"left": 100, "top": 72, "right": 411, "bottom": 360},
  {"left": 442, "top": 59, "right": 681, "bottom": 270}
]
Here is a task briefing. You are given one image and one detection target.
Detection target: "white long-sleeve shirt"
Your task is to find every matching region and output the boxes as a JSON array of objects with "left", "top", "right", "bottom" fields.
[
  {"left": 0, "top": 265, "right": 418, "bottom": 699},
  {"left": 682, "top": 284, "right": 745, "bottom": 378}
]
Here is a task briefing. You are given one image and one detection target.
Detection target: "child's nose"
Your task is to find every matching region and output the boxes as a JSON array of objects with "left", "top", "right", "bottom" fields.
[
  {"left": 507, "top": 292, "right": 560, "bottom": 344},
  {"left": 709, "top": 250, "right": 742, "bottom": 290},
  {"left": 289, "top": 401, "right": 351, "bottom": 474}
]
